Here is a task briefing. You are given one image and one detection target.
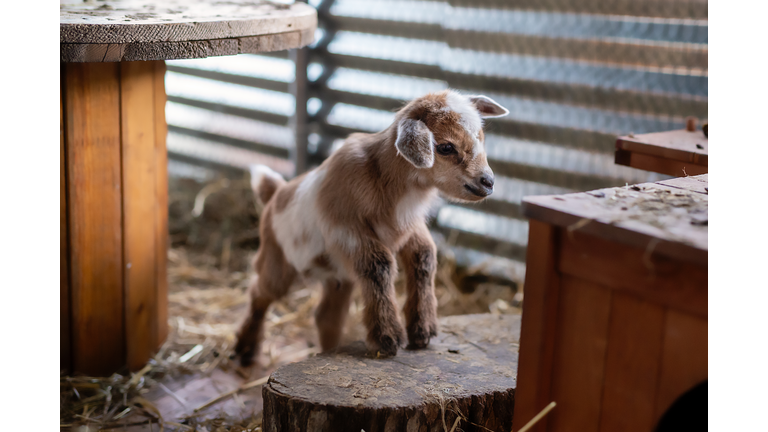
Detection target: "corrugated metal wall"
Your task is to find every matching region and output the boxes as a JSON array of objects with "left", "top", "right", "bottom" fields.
[{"left": 164, "top": 0, "right": 707, "bottom": 280}]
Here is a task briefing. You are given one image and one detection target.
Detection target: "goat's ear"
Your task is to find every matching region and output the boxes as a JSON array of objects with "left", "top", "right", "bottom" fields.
[
  {"left": 469, "top": 95, "right": 509, "bottom": 118},
  {"left": 395, "top": 118, "right": 435, "bottom": 168}
]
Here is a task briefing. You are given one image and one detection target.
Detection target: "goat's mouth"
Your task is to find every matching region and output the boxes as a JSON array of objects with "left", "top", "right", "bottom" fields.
[{"left": 464, "top": 183, "right": 490, "bottom": 198}]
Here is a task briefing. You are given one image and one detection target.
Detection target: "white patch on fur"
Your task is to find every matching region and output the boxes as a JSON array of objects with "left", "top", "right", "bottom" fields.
[
  {"left": 271, "top": 167, "right": 356, "bottom": 281},
  {"left": 327, "top": 227, "right": 359, "bottom": 255},
  {"left": 249, "top": 165, "right": 284, "bottom": 200},
  {"left": 396, "top": 188, "right": 438, "bottom": 230},
  {"left": 445, "top": 91, "right": 483, "bottom": 136},
  {"left": 444, "top": 91, "right": 484, "bottom": 159},
  {"left": 472, "top": 136, "right": 484, "bottom": 157},
  {"left": 271, "top": 168, "right": 327, "bottom": 273}
]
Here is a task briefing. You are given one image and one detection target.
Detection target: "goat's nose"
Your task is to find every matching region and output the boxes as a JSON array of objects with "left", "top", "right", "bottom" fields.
[{"left": 479, "top": 174, "right": 495, "bottom": 189}]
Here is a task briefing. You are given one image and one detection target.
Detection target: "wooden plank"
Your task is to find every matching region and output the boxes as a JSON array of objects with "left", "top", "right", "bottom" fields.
[
  {"left": 290, "top": 46, "right": 310, "bottom": 176},
  {"left": 60, "top": 1, "right": 317, "bottom": 44},
  {"left": 616, "top": 151, "right": 708, "bottom": 177},
  {"left": 513, "top": 220, "right": 561, "bottom": 432},
  {"left": 118, "top": 368, "right": 266, "bottom": 432},
  {"left": 599, "top": 294, "right": 665, "bottom": 432},
  {"left": 64, "top": 62, "right": 125, "bottom": 375},
  {"left": 654, "top": 311, "right": 708, "bottom": 425},
  {"left": 657, "top": 174, "right": 708, "bottom": 195},
  {"left": 549, "top": 275, "right": 612, "bottom": 432},
  {"left": 60, "top": 84, "right": 71, "bottom": 373},
  {"left": 523, "top": 181, "right": 708, "bottom": 266},
  {"left": 616, "top": 129, "right": 708, "bottom": 165},
  {"left": 61, "top": 29, "right": 316, "bottom": 63},
  {"left": 153, "top": 60, "right": 169, "bottom": 349},
  {"left": 559, "top": 230, "right": 707, "bottom": 318},
  {"left": 121, "top": 61, "right": 159, "bottom": 372}
]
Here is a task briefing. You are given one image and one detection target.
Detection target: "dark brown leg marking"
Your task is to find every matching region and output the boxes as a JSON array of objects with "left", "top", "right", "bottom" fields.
[
  {"left": 399, "top": 230, "right": 439, "bottom": 349},
  {"left": 234, "top": 208, "right": 296, "bottom": 367},
  {"left": 234, "top": 277, "right": 274, "bottom": 367},
  {"left": 355, "top": 239, "right": 406, "bottom": 357}
]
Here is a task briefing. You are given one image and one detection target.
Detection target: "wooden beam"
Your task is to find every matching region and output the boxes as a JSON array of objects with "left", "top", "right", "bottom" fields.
[
  {"left": 121, "top": 61, "right": 160, "bottom": 371},
  {"left": 599, "top": 294, "right": 665, "bottom": 432},
  {"left": 153, "top": 60, "right": 169, "bottom": 350},
  {"left": 654, "top": 311, "right": 708, "bottom": 425},
  {"left": 558, "top": 230, "right": 707, "bottom": 318},
  {"left": 60, "top": 80, "right": 71, "bottom": 373},
  {"left": 513, "top": 220, "right": 561, "bottom": 432},
  {"left": 64, "top": 62, "right": 125, "bottom": 375},
  {"left": 548, "top": 276, "right": 611, "bottom": 431},
  {"left": 290, "top": 46, "right": 310, "bottom": 176}
]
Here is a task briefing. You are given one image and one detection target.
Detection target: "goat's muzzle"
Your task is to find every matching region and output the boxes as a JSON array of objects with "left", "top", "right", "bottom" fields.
[{"left": 464, "top": 173, "right": 494, "bottom": 197}]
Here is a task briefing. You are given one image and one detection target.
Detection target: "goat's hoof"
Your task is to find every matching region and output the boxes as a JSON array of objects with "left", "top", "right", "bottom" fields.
[
  {"left": 378, "top": 334, "right": 400, "bottom": 357},
  {"left": 236, "top": 346, "right": 258, "bottom": 368},
  {"left": 407, "top": 322, "right": 438, "bottom": 350},
  {"left": 406, "top": 337, "right": 430, "bottom": 350},
  {"left": 239, "top": 354, "right": 255, "bottom": 367},
  {"left": 234, "top": 339, "right": 259, "bottom": 367},
  {"left": 367, "top": 331, "right": 404, "bottom": 358}
]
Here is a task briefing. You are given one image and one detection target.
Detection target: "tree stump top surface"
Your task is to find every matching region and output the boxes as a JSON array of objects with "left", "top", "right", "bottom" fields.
[
  {"left": 267, "top": 314, "right": 520, "bottom": 410},
  {"left": 60, "top": 0, "right": 316, "bottom": 62}
]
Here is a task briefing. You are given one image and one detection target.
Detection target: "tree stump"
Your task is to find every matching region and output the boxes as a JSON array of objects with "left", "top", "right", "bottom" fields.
[{"left": 263, "top": 314, "right": 520, "bottom": 432}]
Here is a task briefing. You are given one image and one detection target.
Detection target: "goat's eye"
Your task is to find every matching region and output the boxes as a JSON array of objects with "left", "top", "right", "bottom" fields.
[{"left": 436, "top": 143, "right": 456, "bottom": 156}]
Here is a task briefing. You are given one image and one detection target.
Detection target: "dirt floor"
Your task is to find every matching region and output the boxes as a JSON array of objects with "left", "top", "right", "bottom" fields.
[{"left": 60, "top": 175, "right": 522, "bottom": 432}]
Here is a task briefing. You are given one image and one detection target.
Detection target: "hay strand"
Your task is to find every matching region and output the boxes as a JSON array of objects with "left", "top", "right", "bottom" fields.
[
  {"left": 517, "top": 401, "right": 557, "bottom": 432},
  {"left": 193, "top": 376, "right": 270, "bottom": 412},
  {"left": 449, "top": 416, "right": 461, "bottom": 432}
]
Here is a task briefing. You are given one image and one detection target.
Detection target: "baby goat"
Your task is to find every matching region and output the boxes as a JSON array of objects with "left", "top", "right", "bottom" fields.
[{"left": 234, "top": 90, "right": 508, "bottom": 365}]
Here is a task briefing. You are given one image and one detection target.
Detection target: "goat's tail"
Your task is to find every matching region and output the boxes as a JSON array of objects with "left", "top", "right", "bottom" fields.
[{"left": 249, "top": 164, "right": 286, "bottom": 205}]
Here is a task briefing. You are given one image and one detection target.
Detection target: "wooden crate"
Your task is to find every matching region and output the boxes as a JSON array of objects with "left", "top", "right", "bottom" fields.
[
  {"left": 513, "top": 175, "right": 707, "bottom": 432},
  {"left": 615, "top": 129, "right": 708, "bottom": 177},
  {"left": 60, "top": 61, "right": 169, "bottom": 375}
]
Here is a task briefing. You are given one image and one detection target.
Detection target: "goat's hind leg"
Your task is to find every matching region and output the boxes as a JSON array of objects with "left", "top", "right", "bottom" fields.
[
  {"left": 235, "top": 258, "right": 296, "bottom": 367},
  {"left": 234, "top": 276, "right": 272, "bottom": 367},
  {"left": 315, "top": 279, "right": 355, "bottom": 352}
]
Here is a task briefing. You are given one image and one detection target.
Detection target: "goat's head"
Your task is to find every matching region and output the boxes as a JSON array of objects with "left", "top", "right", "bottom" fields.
[{"left": 394, "top": 90, "right": 508, "bottom": 202}]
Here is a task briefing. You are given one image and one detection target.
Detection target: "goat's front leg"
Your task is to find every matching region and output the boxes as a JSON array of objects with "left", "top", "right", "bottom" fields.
[
  {"left": 351, "top": 239, "right": 406, "bottom": 357},
  {"left": 399, "top": 225, "right": 439, "bottom": 349}
]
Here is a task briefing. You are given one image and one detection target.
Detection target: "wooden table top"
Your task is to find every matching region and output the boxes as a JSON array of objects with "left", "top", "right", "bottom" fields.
[
  {"left": 615, "top": 128, "right": 708, "bottom": 176},
  {"left": 60, "top": 0, "right": 316, "bottom": 62},
  {"left": 523, "top": 174, "right": 708, "bottom": 266}
]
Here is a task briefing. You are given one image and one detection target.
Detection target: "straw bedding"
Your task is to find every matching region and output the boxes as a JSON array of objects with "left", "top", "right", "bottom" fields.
[{"left": 60, "top": 175, "right": 520, "bottom": 431}]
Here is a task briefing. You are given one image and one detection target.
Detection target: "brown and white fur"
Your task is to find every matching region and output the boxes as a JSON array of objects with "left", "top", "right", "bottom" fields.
[{"left": 234, "top": 90, "right": 508, "bottom": 365}]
